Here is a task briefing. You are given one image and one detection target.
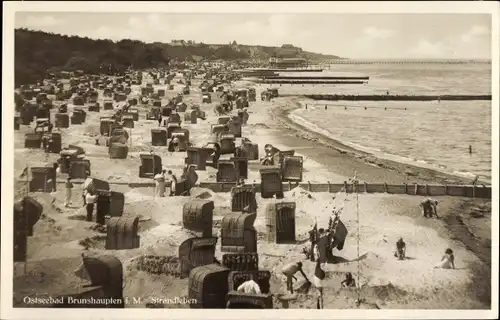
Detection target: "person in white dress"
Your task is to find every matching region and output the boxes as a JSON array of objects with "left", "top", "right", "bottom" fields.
[
  {"left": 434, "top": 248, "right": 455, "bottom": 269},
  {"left": 154, "top": 169, "right": 166, "bottom": 197},
  {"left": 64, "top": 178, "right": 73, "bottom": 207}
]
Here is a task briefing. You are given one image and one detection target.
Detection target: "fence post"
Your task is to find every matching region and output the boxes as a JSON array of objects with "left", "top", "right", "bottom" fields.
[
  {"left": 383, "top": 182, "right": 388, "bottom": 193},
  {"left": 425, "top": 184, "right": 429, "bottom": 196},
  {"left": 364, "top": 182, "right": 368, "bottom": 193},
  {"left": 414, "top": 184, "right": 418, "bottom": 195},
  {"left": 444, "top": 184, "right": 448, "bottom": 195},
  {"left": 288, "top": 181, "right": 292, "bottom": 191},
  {"left": 307, "top": 181, "right": 312, "bottom": 192},
  {"left": 404, "top": 183, "right": 407, "bottom": 194},
  {"left": 344, "top": 181, "right": 348, "bottom": 193},
  {"left": 327, "top": 181, "right": 331, "bottom": 193},
  {"left": 472, "top": 184, "right": 476, "bottom": 198}
]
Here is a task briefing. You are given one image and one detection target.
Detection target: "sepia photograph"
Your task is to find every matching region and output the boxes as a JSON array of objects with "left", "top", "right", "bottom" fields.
[{"left": 1, "top": 1, "right": 498, "bottom": 320}]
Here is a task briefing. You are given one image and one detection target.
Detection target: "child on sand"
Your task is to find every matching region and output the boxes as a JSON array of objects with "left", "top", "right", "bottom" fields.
[
  {"left": 341, "top": 272, "right": 356, "bottom": 288},
  {"left": 434, "top": 248, "right": 455, "bottom": 269}
]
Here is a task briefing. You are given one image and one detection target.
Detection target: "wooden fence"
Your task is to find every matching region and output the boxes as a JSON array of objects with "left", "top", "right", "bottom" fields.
[{"left": 17, "top": 179, "right": 492, "bottom": 199}]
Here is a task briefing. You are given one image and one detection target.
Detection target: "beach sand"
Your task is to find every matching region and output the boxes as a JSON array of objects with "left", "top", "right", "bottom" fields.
[{"left": 12, "top": 74, "right": 491, "bottom": 309}]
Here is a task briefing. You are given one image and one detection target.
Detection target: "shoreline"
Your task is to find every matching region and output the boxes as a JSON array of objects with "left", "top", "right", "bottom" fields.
[
  {"left": 267, "top": 98, "right": 484, "bottom": 186},
  {"left": 262, "top": 94, "right": 491, "bottom": 307}
]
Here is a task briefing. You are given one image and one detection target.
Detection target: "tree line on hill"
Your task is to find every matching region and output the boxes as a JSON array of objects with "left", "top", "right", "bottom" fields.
[{"left": 14, "top": 28, "right": 340, "bottom": 87}]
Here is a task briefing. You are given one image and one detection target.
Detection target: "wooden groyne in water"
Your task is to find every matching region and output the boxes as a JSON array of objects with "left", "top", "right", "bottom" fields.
[
  {"left": 20, "top": 180, "right": 491, "bottom": 198},
  {"left": 257, "top": 80, "right": 367, "bottom": 85},
  {"left": 261, "top": 76, "right": 370, "bottom": 80},
  {"left": 304, "top": 94, "right": 492, "bottom": 101},
  {"left": 259, "top": 68, "right": 324, "bottom": 72}
]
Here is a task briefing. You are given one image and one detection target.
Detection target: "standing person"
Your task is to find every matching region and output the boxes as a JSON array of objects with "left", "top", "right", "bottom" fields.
[
  {"left": 51, "top": 162, "right": 58, "bottom": 192},
  {"left": 82, "top": 188, "right": 87, "bottom": 207},
  {"left": 394, "top": 237, "right": 406, "bottom": 260},
  {"left": 42, "top": 136, "right": 49, "bottom": 152},
  {"left": 434, "top": 248, "right": 455, "bottom": 269},
  {"left": 85, "top": 191, "right": 97, "bottom": 222},
  {"left": 281, "top": 261, "right": 304, "bottom": 294},
  {"left": 167, "top": 170, "right": 177, "bottom": 196},
  {"left": 314, "top": 260, "right": 326, "bottom": 308},
  {"left": 157, "top": 114, "right": 162, "bottom": 127},
  {"left": 64, "top": 178, "right": 73, "bottom": 207},
  {"left": 154, "top": 169, "right": 166, "bottom": 197}
]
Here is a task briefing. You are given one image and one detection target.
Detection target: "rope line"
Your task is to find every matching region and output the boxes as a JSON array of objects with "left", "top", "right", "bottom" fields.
[{"left": 355, "top": 175, "right": 361, "bottom": 305}]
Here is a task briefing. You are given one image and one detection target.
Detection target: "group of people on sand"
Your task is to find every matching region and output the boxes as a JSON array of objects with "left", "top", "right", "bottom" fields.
[
  {"left": 153, "top": 169, "right": 177, "bottom": 197},
  {"left": 394, "top": 237, "right": 456, "bottom": 269},
  {"left": 420, "top": 197, "right": 439, "bottom": 218}
]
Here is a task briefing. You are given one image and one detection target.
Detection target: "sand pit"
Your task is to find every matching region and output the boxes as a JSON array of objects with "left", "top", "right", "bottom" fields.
[{"left": 12, "top": 73, "right": 491, "bottom": 310}]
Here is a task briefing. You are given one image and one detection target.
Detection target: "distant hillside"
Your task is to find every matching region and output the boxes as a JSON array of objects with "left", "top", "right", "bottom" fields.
[{"left": 14, "top": 29, "right": 341, "bottom": 86}]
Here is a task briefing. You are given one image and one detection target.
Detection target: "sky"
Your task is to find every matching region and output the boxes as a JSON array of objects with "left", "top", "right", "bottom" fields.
[{"left": 14, "top": 12, "right": 492, "bottom": 59}]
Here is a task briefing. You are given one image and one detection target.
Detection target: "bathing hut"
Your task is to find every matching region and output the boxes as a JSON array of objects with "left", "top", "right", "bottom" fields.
[
  {"left": 230, "top": 185, "right": 257, "bottom": 212},
  {"left": 178, "top": 237, "right": 218, "bottom": 278},
  {"left": 265, "top": 201, "right": 296, "bottom": 244},
  {"left": 220, "top": 213, "right": 257, "bottom": 253},
  {"left": 182, "top": 199, "right": 214, "bottom": 237},
  {"left": 106, "top": 216, "right": 140, "bottom": 250},
  {"left": 188, "top": 264, "right": 230, "bottom": 308}
]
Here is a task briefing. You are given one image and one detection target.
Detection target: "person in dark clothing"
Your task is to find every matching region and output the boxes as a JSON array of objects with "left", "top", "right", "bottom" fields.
[
  {"left": 212, "top": 143, "right": 221, "bottom": 167},
  {"left": 42, "top": 136, "right": 49, "bottom": 152},
  {"left": 85, "top": 191, "right": 97, "bottom": 222},
  {"left": 157, "top": 115, "right": 162, "bottom": 127},
  {"left": 167, "top": 170, "right": 178, "bottom": 196},
  {"left": 51, "top": 162, "right": 58, "bottom": 192},
  {"left": 394, "top": 237, "right": 406, "bottom": 260},
  {"left": 341, "top": 272, "right": 356, "bottom": 288}
]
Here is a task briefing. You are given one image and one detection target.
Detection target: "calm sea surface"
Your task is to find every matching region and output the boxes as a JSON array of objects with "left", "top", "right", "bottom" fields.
[{"left": 282, "top": 63, "right": 492, "bottom": 183}]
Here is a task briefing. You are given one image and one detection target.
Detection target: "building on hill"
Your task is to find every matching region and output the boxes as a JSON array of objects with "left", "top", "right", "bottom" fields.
[{"left": 269, "top": 57, "right": 308, "bottom": 69}]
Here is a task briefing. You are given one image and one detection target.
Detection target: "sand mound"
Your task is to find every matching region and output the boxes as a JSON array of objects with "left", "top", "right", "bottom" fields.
[
  {"left": 251, "top": 123, "right": 270, "bottom": 129},
  {"left": 124, "top": 200, "right": 177, "bottom": 222},
  {"left": 286, "top": 187, "right": 315, "bottom": 203},
  {"left": 357, "top": 251, "right": 386, "bottom": 269},
  {"left": 128, "top": 143, "right": 152, "bottom": 153},
  {"left": 77, "top": 235, "right": 107, "bottom": 250},
  {"left": 124, "top": 189, "right": 152, "bottom": 201},
  {"left": 189, "top": 187, "right": 228, "bottom": 204},
  {"left": 129, "top": 255, "right": 181, "bottom": 277},
  {"left": 363, "top": 282, "right": 410, "bottom": 301},
  {"left": 13, "top": 256, "right": 86, "bottom": 305}
]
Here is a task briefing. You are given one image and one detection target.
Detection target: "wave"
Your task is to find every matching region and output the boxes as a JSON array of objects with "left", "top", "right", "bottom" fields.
[{"left": 288, "top": 109, "right": 490, "bottom": 184}]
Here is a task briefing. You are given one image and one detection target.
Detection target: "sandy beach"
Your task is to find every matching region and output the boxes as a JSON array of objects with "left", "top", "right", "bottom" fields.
[{"left": 13, "top": 73, "right": 491, "bottom": 310}]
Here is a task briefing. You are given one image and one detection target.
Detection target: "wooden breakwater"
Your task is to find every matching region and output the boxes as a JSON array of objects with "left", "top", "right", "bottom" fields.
[
  {"left": 257, "top": 80, "right": 367, "bottom": 85},
  {"left": 196, "top": 182, "right": 491, "bottom": 198},
  {"left": 305, "top": 94, "right": 492, "bottom": 101},
  {"left": 261, "top": 68, "right": 324, "bottom": 72},
  {"left": 261, "top": 76, "right": 370, "bottom": 80},
  {"left": 22, "top": 180, "right": 491, "bottom": 199}
]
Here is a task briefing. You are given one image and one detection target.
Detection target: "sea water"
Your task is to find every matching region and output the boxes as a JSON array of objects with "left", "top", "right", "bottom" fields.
[{"left": 283, "top": 62, "right": 492, "bottom": 183}]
